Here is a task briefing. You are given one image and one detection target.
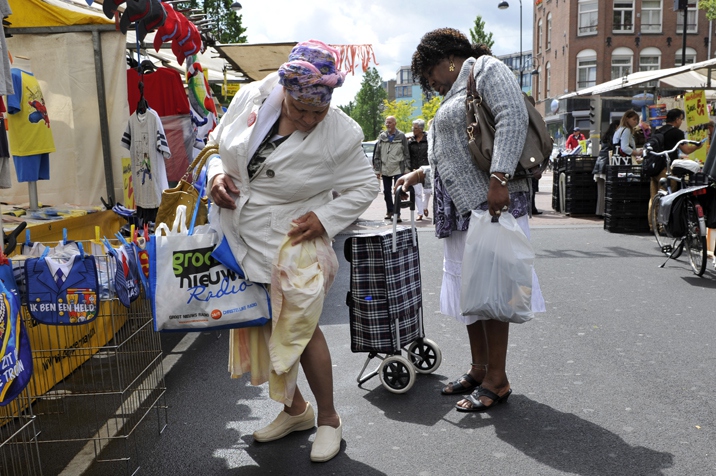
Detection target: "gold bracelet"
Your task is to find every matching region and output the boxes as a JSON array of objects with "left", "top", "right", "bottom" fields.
[{"left": 490, "top": 173, "right": 507, "bottom": 186}]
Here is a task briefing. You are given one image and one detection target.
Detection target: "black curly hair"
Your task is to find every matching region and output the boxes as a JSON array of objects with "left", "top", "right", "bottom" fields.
[{"left": 411, "top": 27, "right": 492, "bottom": 96}]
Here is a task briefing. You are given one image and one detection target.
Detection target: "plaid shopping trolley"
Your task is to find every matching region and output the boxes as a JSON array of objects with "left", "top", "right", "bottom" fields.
[{"left": 344, "top": 187, "right": 441, "bottom": 394}]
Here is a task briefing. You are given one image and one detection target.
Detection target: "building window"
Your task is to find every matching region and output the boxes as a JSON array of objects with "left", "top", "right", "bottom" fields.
[
  {"left": 547, "top": 13, "right": 552, "bottom": 49},
  {"left": 545, "top": 62, "right": 551, "bottom": 98},
  {"left": 536, "top": 67, "right": 542, "bottom": 101},
  {"left": 610, "top": 47, "right": 633, "bottom": 79},
  {"left": 675, "top": 47, "right": 697, "bottom": 65},
  {"left": 398, "top": 69, "right": 413, "bottom": 84},
  {"left": 641, "top": 0, "right": 662, "bottom": 33},
  {"left": 578, "top": 0, "right": 599, "bottom": 35},
  {"left": 676, "top": 1, "right": 698, "bottom": 34},
  {"left": 577, "top": 49, "right": 597, "bottom": 89},
  {"left": 640, "top": 47, "right": 661, "bottom": 87},
  {"left": 613, "top": 1, "right": 634, "bottom": 33},
  {"left": 538, "top": 19, "right": 543, "bottom": 54},
  {"left": 396, "top": 86, "right": 411, "bottom": 98}
]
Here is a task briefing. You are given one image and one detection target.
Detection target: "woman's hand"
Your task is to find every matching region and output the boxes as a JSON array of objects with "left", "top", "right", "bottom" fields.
[
  {"left": 210, "top": 173, "right": 240, "bottom": 210},
  {"left": 394, "top": 170, "right": 422, "bottom": 193},
  {"left": 487, "top": 174, "right": 510, "bottom": 217},
  {"left": 288, "top": 212, "right": 326, "bottom": 246}
]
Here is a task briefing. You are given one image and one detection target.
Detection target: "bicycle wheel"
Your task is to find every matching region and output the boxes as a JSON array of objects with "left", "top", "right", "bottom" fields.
[
  {"left": 684, "top": 198, "right": 707, "bottom": 276},
  {"left": 651, "top": 193, "right": 683, "bottom": 259}
]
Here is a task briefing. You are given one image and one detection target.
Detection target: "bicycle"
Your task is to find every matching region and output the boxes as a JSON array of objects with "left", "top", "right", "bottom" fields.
[{"left": 648, "top": 138, "right": 711, "bottom": 276}]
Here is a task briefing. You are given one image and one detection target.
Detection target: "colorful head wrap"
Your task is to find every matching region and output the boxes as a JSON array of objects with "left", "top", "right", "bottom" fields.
[{"left": 278, "top": 40, "right": 347, "bottom": 107}]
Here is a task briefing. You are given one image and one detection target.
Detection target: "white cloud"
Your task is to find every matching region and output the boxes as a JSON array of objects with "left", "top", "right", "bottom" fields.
[{"left": 238, "top": 0, "right": 533, "bottom": 106}]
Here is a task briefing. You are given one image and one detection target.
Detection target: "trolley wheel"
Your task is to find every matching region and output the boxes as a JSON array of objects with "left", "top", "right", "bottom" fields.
[
  {"left": 379, "top": 356, "right": 415, "bottom": 394},
  {"left": 407, "top": 338, "right": 442, "bottom": 374}
]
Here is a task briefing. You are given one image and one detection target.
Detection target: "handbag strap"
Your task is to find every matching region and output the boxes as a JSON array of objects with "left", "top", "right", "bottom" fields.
[{"left": 183, "top": 144, "right": 219, "bottom": 181}]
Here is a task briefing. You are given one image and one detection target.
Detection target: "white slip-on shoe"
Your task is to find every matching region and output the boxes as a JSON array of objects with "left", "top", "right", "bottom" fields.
[
  {"left": 310, "top": 417, "right": 342, "bottom": 463},
  {"left": 253, "top": 402, "right": 315, "bottom": 443}
]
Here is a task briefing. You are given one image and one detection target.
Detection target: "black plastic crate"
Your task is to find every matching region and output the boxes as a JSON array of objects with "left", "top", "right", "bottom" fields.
[
  {"left": 565, "top": 198, "right": 597, "bottom": 215},
  {"left": 565, "top": 173, "right": 596, "bottom": 186},
  {"left": 606, "top": 165, "right": 649, "bottom": 184},
  {"left": 565, "top": 185, "right": 598, "bottom": 201},
  {"left": 604, "top": 213, "right": 649, "bottom": 233},
  {"left": 552, "top": 175, "right": 560, "bottom": 212},
  {"left": 564, "top": 156, "right": 597, "bottom": 173},
  {"left": 605, "top": 201, "right": 648, "bottom": 216},
  {"left": 606, "top": 182, "right": 651, "bottom": 201}
]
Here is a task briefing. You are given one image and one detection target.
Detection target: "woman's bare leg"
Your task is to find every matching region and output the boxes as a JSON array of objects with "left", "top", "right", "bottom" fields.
[{"left": 300, "top": 327, "right": 340, "bottom": 428}]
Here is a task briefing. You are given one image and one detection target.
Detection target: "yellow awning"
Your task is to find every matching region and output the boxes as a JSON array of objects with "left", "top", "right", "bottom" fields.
[{"left": 7, "top": 0, "right": 113, "bottom": 28}]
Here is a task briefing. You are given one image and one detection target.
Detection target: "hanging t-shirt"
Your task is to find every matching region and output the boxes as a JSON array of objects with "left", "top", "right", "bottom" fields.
[
  {"left": 0, "top": 1, "right": 13, "bottom": 97},
  {"left": 121, "top": 108, "right": 172, "bottom": 209},
  {"left": 126, "top": 67, "right": 190, "bottom": 117},
  {"left": 6, "top": 68, "right": 55, "bottom": 156}
]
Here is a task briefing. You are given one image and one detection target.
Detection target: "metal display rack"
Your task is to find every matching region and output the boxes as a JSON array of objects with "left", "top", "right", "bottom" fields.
[
  {"left": 0, "top": 252, "right": 167, "bottom": 475},
  {"left": 0, "top": 389, "right": 43, "bottom": 476}
]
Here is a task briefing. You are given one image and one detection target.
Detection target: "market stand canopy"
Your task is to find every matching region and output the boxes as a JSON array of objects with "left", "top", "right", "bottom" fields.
[
  {"left": 4, "top": 0, "right": 127, "bottom": 208},
  {"left": 215, "top": 43, "right": 297, "bottom": 81},
  {"left": 215, "top": 42, "right": 379, "bottom": 81},
  {"left": 559, "top": 57, "right": 716, "bottom": 99},
  {"left": 7, "top": 0, "right": 112, "bottom": 26}
]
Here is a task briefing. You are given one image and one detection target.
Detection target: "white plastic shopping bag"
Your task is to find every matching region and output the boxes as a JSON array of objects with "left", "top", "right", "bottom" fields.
[{"left": 459, "top": 210, "right": 535, "bottom": 323}]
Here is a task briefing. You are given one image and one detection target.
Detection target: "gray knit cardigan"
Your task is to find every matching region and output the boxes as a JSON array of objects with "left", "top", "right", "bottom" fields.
[{"left": 426, "top": 55, "right": 529, "bottom": 216}]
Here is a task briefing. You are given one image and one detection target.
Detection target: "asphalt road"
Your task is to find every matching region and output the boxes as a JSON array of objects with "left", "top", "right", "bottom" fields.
[{"left": 36, "top": 174, "right": 716, "bottom": 475}]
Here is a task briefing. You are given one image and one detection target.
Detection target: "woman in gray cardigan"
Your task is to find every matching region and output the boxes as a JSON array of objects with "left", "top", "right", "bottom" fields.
[{"left": 397, "top": 28, "right": 544, "bottom": 412}]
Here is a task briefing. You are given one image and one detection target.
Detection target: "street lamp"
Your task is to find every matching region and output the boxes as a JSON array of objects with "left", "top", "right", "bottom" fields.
[
  {"left": 230, "top": 2, "right": 242, "bottom": 12},
  {"left": 498, "top": 0, "right": 523, "bottom": 91}
]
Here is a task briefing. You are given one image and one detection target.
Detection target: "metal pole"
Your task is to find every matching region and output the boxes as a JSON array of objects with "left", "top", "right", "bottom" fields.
[
  {"left": 681, "top": 5, "right": 688, "bottom": 66},
  {"left": 92, "top": 30, "right": 116, "bottom": 205},
  {"left": 519, "top": 0, "right": 523, "bottom": 91}
]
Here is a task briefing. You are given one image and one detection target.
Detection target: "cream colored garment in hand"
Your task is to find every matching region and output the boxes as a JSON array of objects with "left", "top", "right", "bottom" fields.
[{"left": 228, "top": 232, "right": 338, "bottom": 406}]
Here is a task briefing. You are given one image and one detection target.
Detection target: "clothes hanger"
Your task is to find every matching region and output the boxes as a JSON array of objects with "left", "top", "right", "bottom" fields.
[{"left": 139, "top": 59, "right": 156, "bottom": 74}]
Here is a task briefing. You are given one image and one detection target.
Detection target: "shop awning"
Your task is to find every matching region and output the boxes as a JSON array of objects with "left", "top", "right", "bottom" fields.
[
  {"left": 214, "top": 42, "right": 297, "bottom": 81},
  {"left": 7, "top": 0, "right": 112, "bottom": 27},
  {"left": 559, "top": 57, "right": 716, "bottom": 99}
]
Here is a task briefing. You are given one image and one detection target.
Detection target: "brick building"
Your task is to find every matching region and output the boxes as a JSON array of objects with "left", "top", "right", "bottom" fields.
[{"left": 532, "top": 0, "right": 711, "bottom": 144}]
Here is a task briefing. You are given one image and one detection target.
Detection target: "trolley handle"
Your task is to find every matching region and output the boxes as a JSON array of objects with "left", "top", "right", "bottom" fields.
[{"left": 392, "top": 186, "right": 417, "bottom": 252}]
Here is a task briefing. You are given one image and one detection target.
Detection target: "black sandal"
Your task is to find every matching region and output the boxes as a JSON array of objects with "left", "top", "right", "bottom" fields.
[
  {"left": 441, "top": 373, "right": 480, "bottom": 395},
  {"left": 455, "top": 387, "right": 512, "bottom": 412}
]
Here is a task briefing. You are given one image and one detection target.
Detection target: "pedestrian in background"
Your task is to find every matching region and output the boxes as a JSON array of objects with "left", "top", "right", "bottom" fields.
[
  {"left": 612, "top": 109, "right": 641, "bottom": 162},
  {"left": 398, "top": 27, "right": 545, "bottom": 412},
  {"left": 593, "top": 119, "right": 620, "bottom": 218},
  {"left": 208, "top": 40, "right": 377, "bottom": 463},
  {"left": 647, "top": 108, "right": 702, "bottom": 231},
  {"left": 565, "top": 126, "right": 585, "bottom": 152},
  {"left": 408, "top": 118, "right": 430, "bottom": 220},
  {"left": 373, "top": 115, "right": 409, "bottom": 222}
]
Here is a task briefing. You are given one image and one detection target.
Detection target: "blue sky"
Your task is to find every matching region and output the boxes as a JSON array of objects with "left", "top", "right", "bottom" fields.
[{"left": 239, "top": 0, "right": 535, "bottom": 106}]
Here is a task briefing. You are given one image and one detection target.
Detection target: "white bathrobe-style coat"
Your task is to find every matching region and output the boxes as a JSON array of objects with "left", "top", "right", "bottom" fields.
[{"left": 206, "top": 73, "right": 378, "bottom": 284}]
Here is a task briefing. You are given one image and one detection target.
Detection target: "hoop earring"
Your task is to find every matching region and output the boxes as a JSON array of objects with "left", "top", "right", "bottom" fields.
[{"left": 449, "top": 60, "right": 455, "bottom": 72}]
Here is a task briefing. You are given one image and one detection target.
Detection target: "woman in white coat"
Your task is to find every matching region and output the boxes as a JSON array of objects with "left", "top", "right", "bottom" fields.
[{"left": 207, "top": 40, "right": 378, "bottom": 462}]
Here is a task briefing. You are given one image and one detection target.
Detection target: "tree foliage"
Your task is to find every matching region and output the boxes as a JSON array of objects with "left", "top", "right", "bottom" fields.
[
  {"left": 698, "top": 0, "right": 716, "bottom": 20},
  {"left": 187, "top": 0, "right": 247, "bottom": 44},
  {"left": 352, "top": 68, "right": 387, "bottom": 141},
  {"left": 469, "top": 15, "right": 495, "bottom": 49},
  {"left": 421, "top": 96, "right": 442, "bottom": 126},
  {"left": 381, "top": 100, "right": 416, "bottom": 133},
  {"left": 338, "top": 101, "right": 356, "bottom": 117}
]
